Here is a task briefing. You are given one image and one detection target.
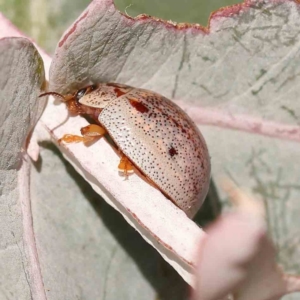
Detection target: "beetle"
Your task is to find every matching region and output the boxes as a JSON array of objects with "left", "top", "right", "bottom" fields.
[{"left": 40, "top": 83, "right": 210, "bottom": 217}]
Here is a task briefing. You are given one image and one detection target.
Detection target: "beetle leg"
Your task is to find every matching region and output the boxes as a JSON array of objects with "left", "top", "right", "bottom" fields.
[
  {"left": 80, "top": 124, "right": 106, "bottom": 137},
  {"left": 118, "top": 155, "right": 134, "bottom": 179},
  {"left": 59, "top": 124, "right": 106, "bottom": 144}
]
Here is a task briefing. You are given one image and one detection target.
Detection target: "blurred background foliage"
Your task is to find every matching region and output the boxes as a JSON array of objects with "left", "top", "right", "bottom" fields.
[{"left": 0, "top": 0, "right": 242, "bottom": 53}]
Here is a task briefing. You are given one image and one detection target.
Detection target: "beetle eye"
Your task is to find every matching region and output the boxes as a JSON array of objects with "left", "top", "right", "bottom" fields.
[{"left": 75, "top": 88, "right": 87, "bottom": 100}]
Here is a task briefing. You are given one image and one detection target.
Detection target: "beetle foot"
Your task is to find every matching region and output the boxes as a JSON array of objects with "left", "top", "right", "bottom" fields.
[
  {"left": 58, "top": 125, "right": 106, "bottom": 145},
  {"left": 118, "top": 156, "right": 134, "bottom": 179},
  {"left": 58, "top": 134, "right": 95, "bottom": 144}
]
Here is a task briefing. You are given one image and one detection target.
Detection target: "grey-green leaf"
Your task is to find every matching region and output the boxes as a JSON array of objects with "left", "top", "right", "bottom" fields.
[
  {"left": 49, "top": 0, "right": 300, "bottom": 280},
  {"left": 0, "top": 37, "right": 46, "bottom": 300}
]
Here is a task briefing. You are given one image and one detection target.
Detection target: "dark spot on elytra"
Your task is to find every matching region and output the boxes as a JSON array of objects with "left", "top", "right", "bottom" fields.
[
  {"left": 169, "top": 146, "right": 178, "bottom": 157},
  {"left": 114, "top": 88, "right": 126, "bottom": 97},
  {"left": 173, "top": 120, "right": 179, "bottom": 127},
  {"left": 129, "top": 98, "right": 149, "bottom": 113}
]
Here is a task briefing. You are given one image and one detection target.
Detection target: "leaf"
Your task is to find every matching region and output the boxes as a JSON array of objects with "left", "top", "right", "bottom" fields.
[
  {"left": 47, "top": 0, "right": 300, "bottom": 281},
  {"left": 0, "top": 13, "right": 52, "bottom": 79},
  {"left": 194, "top": 181, "right": 299, "bottom": 300},
  {"left": 0, "top": 37, "right": 46, "bottom": 299}
]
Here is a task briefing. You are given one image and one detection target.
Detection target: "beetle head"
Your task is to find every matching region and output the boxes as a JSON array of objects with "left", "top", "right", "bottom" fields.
[{"left": 39, "top": 85, "right": 97, "bottom": 115}]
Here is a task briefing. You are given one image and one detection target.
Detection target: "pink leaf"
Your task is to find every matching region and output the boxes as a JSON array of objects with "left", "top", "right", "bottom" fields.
[{"left": 194, "top": 183, "right": 296, "bottom": 300}]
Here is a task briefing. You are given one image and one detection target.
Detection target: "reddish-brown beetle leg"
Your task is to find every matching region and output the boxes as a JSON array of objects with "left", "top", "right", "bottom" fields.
[
  {"left": 118, "top": 156, "right": 134, "bottom": 179},
  {"left": 80, "top": 124, "right": 106, "bottom": 137},
  {"left": 59, "top": 124, "right": 106, "bottom": 144}
]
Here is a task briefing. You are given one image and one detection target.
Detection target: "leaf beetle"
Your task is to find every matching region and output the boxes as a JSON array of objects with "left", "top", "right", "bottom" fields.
[{"left": 40, "top": 83, "right": 211, "bottom": 217}]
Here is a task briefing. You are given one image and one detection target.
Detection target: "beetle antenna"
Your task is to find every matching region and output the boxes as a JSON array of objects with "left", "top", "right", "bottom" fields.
[{"left": 39, "top": 92, "right": 67, "bottom": 101}]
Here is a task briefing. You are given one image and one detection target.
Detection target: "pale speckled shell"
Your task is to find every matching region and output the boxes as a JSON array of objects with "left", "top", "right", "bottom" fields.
[{"left": 79, "top": 83, "right": 210, "bottom": 217}]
